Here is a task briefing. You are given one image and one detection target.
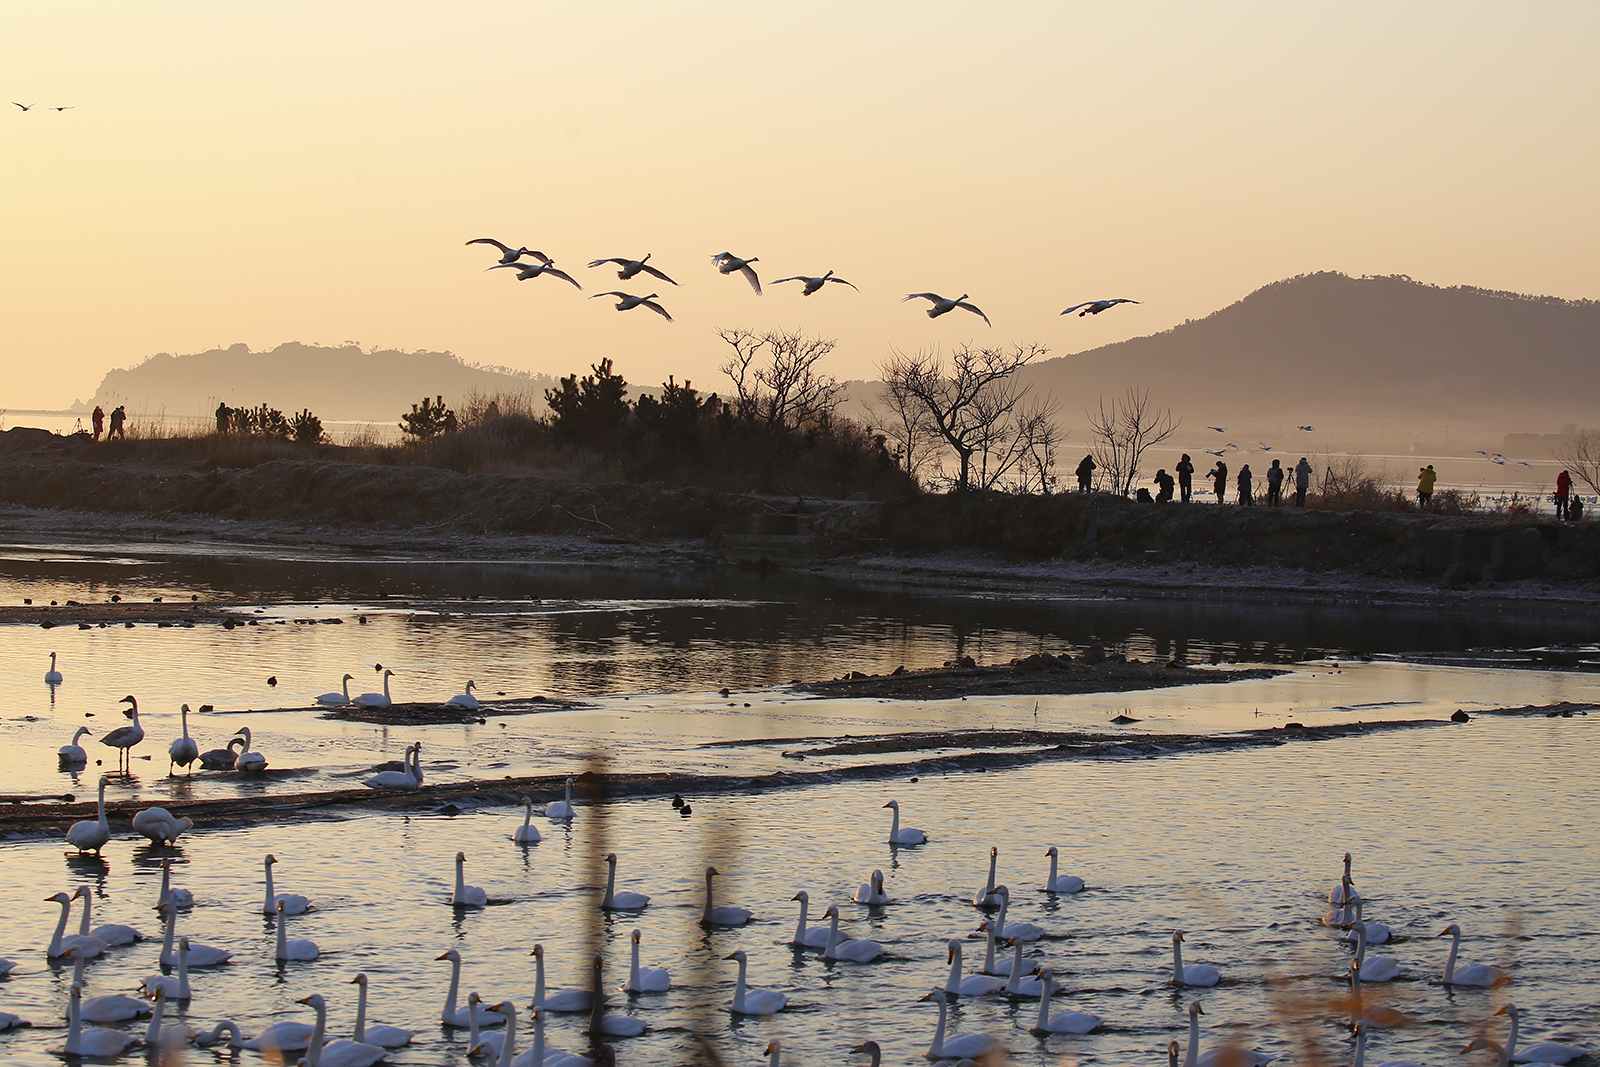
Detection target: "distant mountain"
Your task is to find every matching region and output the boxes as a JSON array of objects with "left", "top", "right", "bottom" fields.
[
  {"left": 1019, "top": 272, "right": 1600, "bottom": 428},
  {"left": 81, "top": 342, "right": 557, "bottom": 422}
]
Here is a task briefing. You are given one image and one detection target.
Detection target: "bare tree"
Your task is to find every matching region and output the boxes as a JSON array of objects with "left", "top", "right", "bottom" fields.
[
  {"left": 862, "top": 387, "right": 942, "bottom": 479},
  {"left": 1553, "top": 430, "right": 1600, "bottom": 496},
  {"left": 878, "top": 343, "right": 1054, "bottom": 492},
  {"left": 717, "top": 328, "right": 842, "bottom": 434},
  {"left": 1086, "top": 387, "right": 1180, "bottom": 496}
]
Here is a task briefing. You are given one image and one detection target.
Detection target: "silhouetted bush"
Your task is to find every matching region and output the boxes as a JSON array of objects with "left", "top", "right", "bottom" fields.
[{"left": 400, "top": 395, "right": 458, "bottom": 439}]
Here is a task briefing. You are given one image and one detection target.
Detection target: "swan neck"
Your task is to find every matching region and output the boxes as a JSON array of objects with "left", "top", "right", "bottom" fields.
[
  {"left": 1036, "top": 977, "right": 1052, "bottom": 1025},
  {"left": 497, "top": 1007, "right": 517, "bottom": 1067},
  {"left": 50, "top": 898, "right": 70, "bottom": 954},
  {"left": 1048, "top": 851, "right": 1058, "bottom": 883},
  {"left": 444, "top": 956, "right": 461, "bottom": 1016},
  {"left": 1443, "top": 929, "right": 1461, "bottom": 981},
  {"left": 946, "top": 943, "right": 961, "bottom": 989},
  {"left": 353, "top": 981, "right": 367, "bottom": 1040},
  {"left": 304, "top": 1002, "right": 326, "bottom": 1067},
  {"left": 1185, "top": 1008, "right": 1200, "bottom": 1067},
  {"left": 983, "top": 922, "right": 998, "bottom": 971},
  {"left": 1355, "top": 1027, "right": 1367, "bottom": 1067},
  {"left": 77, "top": 890, "right": 91, "bottom": 935},
  {"left": 146, "top": 993, "right": 165, "bottom": 1044},
  {"left": 1173, "top": 937, "right": 1184, "bottom": 977},
  {"left": 824, "top": 911, "right": 841, "bottom": 957},
  {"left": 533, "top": 951, "right": 544, "bottom": 1005},
  {"left": 930, "top": 994, "right": 949, "bottom": 1056},
  {"left": 630, "top": 938, "right": 641, "bottom": 985},
  {"left": 1503, "top": 1012, "right": 1518, "bottom": 1055},
  {"left": 732, "top": 955, "right": 748, "bottom": 1011}
]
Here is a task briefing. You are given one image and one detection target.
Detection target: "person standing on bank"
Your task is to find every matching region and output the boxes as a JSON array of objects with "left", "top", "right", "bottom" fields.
[
  {"left": 215, "top": 401, "right": 231, "bottom": 434},
  {"left": 1076, "top": 454, "right": 1096, "bottom": 493},
  {"left": 1237, "top": 463, "right": 1254, "bottom": 506},
  {"left": 108, "top": 404, "right": 127, "bottom": 439},
  {"left": 1294, "top": 457, "right": 1313, "bottom": 508},
  {"left": 91, "top": 405, "right": 105, "bottom": 441},
  {"left": 1417, "top": 464, "right": 1437, "bottom": 507},
  {"left": 1176, "top": 453, "right": 1195, "bottom": 503},
  {"left": 1555, "top": 469, "right": 1572, "bottom": 520},
  {"left": 1265, "top": 458, "right": 1284, "bottom": 506},
  {"left": 1209, "top": 459, "right": 1229, "bottom": 504},
  {"left": 1155, "top": 468, "right": 1175, "bottom": 503}
]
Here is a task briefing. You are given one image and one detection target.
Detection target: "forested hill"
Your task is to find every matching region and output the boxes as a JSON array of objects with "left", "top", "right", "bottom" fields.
[
  {"left": 83, "top": 343, "right": 556, "bottom": 421},
  {"left": 1021, "top": 272, "right": 1600, "bottom": 425}
]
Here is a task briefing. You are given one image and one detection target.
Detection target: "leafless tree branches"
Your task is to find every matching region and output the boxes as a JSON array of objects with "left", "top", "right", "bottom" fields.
[
  {"left": 717, "top": 328, "right": 842, "bottom": 434},
  {"left": 1553, "top": 430, "right": 1600, "bottom": 497},
  {"left": 1086, "top": 387, "right": 1179, "bottom": 496}
]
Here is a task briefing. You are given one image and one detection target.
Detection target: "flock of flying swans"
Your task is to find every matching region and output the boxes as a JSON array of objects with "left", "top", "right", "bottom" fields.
[{"left": 467, "top": 237, "right": 1139, "bottom": 327}]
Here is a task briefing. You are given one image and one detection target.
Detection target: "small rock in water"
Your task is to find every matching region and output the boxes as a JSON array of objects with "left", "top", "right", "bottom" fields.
[
  {"left": 1110, "top": 714, "right": 1141, "bottom": 724},
  {"left": 718, "top": 687, "right": 731, "bottom": 697},
  {"left": 266, "top": 676, "right": 277, "bottom": 686},
  {"left": 1451, "top": 709, "right": 1471, "bottom": 723}
]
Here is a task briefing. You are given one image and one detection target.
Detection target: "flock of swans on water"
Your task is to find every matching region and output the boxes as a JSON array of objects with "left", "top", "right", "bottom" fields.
[{"left": 465, "top": 237, "right": 1141, "bottom": 327}]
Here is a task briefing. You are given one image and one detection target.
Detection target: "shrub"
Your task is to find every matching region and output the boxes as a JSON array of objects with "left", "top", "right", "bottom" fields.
[
  {"left": 400, "top": 395, "right": 458, "bottom": 439},
  {"left": 291, "top": 408, "right": 324, "bottom": 444}
]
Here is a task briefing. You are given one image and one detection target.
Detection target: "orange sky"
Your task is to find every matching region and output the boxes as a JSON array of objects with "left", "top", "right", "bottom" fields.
[{"left": 3, "top": 1, "right": 1597, "bottom": 411}]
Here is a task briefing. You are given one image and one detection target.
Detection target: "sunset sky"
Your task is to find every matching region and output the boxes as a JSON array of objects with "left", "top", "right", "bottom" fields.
[{"left": 3, "top": 1, "right": 1596, "bottom": 412}]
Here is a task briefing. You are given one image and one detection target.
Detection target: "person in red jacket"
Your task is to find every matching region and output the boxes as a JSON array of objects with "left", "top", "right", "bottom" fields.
[{"left": 1555, "top": 469, "right": 1572, "bottom": 520}]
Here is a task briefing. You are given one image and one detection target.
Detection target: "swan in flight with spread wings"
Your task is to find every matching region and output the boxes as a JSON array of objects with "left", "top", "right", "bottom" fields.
[
  {"left": 589, "top": 291, "right": 672, "bottom": 321},
  {"left": 466, "top": 238, "right": 550, "bottom": 265},
  {"left": 903, "top": 292, "right": 990, "bottom": 326},
  {"left": 1061, "top": 298, "right": 1141, "bottom": 317},
  {"left": 772, "top": 270, "right": 859, "bottom": 296},
  {"left": 491, "top": 260, "right": 582, "bottom": 287},
  {"left": 588, "top": 254, "right": 678, "bottom": 285},
  {"left": 711, "top": 252, "right": 762, "bottom": 294}
]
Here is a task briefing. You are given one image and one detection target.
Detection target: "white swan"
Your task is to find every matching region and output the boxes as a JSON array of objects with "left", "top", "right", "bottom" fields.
[
  {"left": 140, "top": 935, "right": 192, "bottom": 999},
  {"left": 700, "top": 865, "right": 752, "bottom": 927},
  {"left": 143, "top": 987, "right": 196, "bottom": 1053},
  {"left": 902, "top": 292, "right": 991, "bottom": 327},
  {"left": 1344, "top": 900, "right": 1393, "bottom": 945},
  {"left": 883, "top": 799, "right": 927, "bottom": 845},
  {"left": 974, "top": 847, "right": 1001, "bottom": 906},
  {"left": 295, "top": 993, "right": 387, "bottom": 1067},
  {"left": 157, "top": 903, "right": 231, "bottom": 966},
  {"left": 1438, "top": 923, "right": 1505, "bottom": 986},
  {"left": 64, "top": 776, "right": 111, "bottom": 854},
  {"left": 765, "top": 1040, "right": 784, "bottom": 1067},
  {"left": 197, "top": 737, "right": 243, "bottom": 770},
  {"left": 1182, "top": 1002, "right": 1277, "bottom": 1067},
  {"left": 854, "top": 869, "right": 889, "bottom": 904},
  {"left": 1061, "top": 298, "right": 1142, "bottom": 317},
  {"left": 772, "top": 269, "right": 859, "bottom": 296},
  {"left": 545, "top": 775, "right": 576, "bottom": 819},
  {"left": 1325, "top": 874, "right": 1359, "bottom": 925},
  {"left": 239, "top": 1017, "right": 317, "bottom": 1052},
  {"left": 45, "top": 651, "right": 63, "bottom": 684},
  {"left": 585, "top": 956, "right": 647, "bottom": 1036},
  {"left": 364, "top": 744, "right": 420, "bottom": 789},
  {"left": 1031, "top": 968, "right": 1101, "bottom": 1033},
  {"left": 466, "top": 237, "right": 549, "bottom": 265},
  {"left": 588, "top": 253, "right": 678, "bottom": 285},
  {"left": 264, "top": 853, "right": 312, "bottom": 915},
  {"left": 512, "top": 796, "right": 542, "bottom": 842},
  {"left": 317, "top": 674, "right": 355, "bottom": 706},
  {"left": 69, "top": 950, "right": 151, "bottom": 1022},
  {"left": 1045, "top": 845, "right": 1086, "bottom": 893},
  {"left": 132, "top": 805, "right": 192, "bottom": 845},
  {"left": 349, "top": 973, "right": 413, "bottom": 1047},
  {"left": 975, "top": 918, "right": 1034, "bottom": 977},
  {"left": 436, "top": 949, "right": 506, "bottom": 1027},
  {"left": 491, "top": 259, "right": 583, "bottom": 286},
  {"left": 1002, "top": 938, "right": 1053, "bottom": 996},
  {"left": 64, "top": 983, "right": 141, "bottom": 1057},
  {"left": 515, "top": 1007, "right": 587, "bottom": 1067},
  {"left": 99, "top": 695, "right": 145, "bottom": 769},
  {"left": 853, "top": 1041, "right": 882, "bottom": 1067},
  {"left": 1352, "top": 923, "right": 1401, "bottom": 982},
  {"left": 233, "top": 727, "right": 268, "bottom": 772},
  {"left": 620, "top": 929, "right": 670, "bottom": 993},
  {"left": 1352, "top": 1023, "right": 1427, "bottom": 1067},
  {"left": 1172, "top": 930, "right": 1221, "bottom": 987},
  {"left": 156, "top": 858, "right": 194, "bottom": 909},
  {"left": 45, "top": 892, "right": 106, "bottom": 959},
  {"left": 725, "top": 950, "right": 788, "bottom": 1015},
  {"left": 589, "top": 290, "right": 673, "bottom": 321},
  {"left": 468, "top": 993, "right": 508, "bottom": 1059},
  {"left": 992, "top": 885, "right": 1045, "bottom": 940},
  {"left": 944, "top": 938, "right": 1005, "bottom": 995},
  {"left": 602, "top": 852, "right": 650, "bottom": 910},
  {"left": 1330, "top": 853, "right": 1362, "bottom": 904},
  {"left": 1348, "top": 961, "right": 1405, "bottom": 1029},
  {"left": 789, "top": 891, "right": 831, "bottom": 949},
  {"left": 0, "top": 1009, "right": 27, "bottom": 1030},
  {"left": 1498, "top": 1006, "right": 1589, "bottom": 1065},
  {"left": 822, "top": 905, "right": 884, "bottom": 963},
  {"left": 710, "top": 251, "right": 762, "bottom": 294},
  {"left": 194, "top": 1020, "right": 243, "bottom": 1047},
  {"left": 446, "top": 680, "right": 479, "bottom": 710},
  {"left": 452, "top": 851, "right": 488, "bottom": 907},
  {"left": 275, "top": 898, "right": 319, "bottom": 960},
  {"left": 74, "top": 885, "right": 141, "bottom": 946},
  {"left": 59, "top": 726, "right": 91, "bottom": 765},
  {"left": 922, "top": 988, "right": 1001, "bottom": 1060},
  {"left": 353, "top": 669, "right": 394, "bottom": 709},
  {"left": 168, "top": 704, "right": 199, "bottom": 774},
  {"left": 530, "top": 944, "right": 593, "bottom": 1012}
]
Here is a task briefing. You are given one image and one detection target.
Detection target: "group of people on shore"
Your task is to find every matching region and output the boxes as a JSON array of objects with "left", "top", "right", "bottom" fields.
[{"left": 88, "top": 404, "right": 126, "bottom": 441}]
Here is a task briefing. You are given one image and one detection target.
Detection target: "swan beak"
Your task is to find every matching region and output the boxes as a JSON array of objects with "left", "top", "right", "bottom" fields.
[
  {"left": 437, "top": 952, "right": 452, "bottom": 960},
  {"left": 1436, "top": 928, "right": 1451, "bottom": 937},
  {"left": 1195, "top": 1004, "right": 1205, "bottom": 1014},
  {"left": 296, "top": 995, "right": 314, "bottom": 1005},
  {"left": 918, "top": 991, "right": 933, "bottom": 1002},
  {"left": 349, "top": 976, "right": 362, "bottom": 984},
  {"left": 947, "top": 947, "right": 954, "bottom": 963},
  {"left": 723, "top": 952, "right": 739, "bottom": 960},
  {"left": 882, "top": 802, "right": 893, "bottom": 808},
  {"left": 1494, "top": 1006, "right": 1509, "bottom": 1016}
]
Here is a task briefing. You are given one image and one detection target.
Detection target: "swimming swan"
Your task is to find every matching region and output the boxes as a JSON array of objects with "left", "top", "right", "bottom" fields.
[
  {"left": 1344, "top": 899, "right": 1393, "bottom": 945},
  {"left": 1348, "top": 961, "right": 1405, "bottom": 1029},
  {"left": 992, "top": 885, "right": 1045, "bottom": 940},
  {"left": 316, "top": 674, "right": 354, "bottom": 706},
  {"left": 1438, "top": 923, "right": 1505, "bottom": 987},
  {"left": 169, "top": 704, "right": 199, "bottom": 774},
  {"left": 140, "top": 935, "right": 192, "bottom": 999},
  {"left": 1498, "top": 1005, "right": 1589, "bottom": 1064},
  {"left": 1172, "top": 930, "right": 1221, "bottom": 987},
  {"left": 700, "top": 866, "right": 752, "bottom": 927},
  {"left": 74, "top": 885, "right": 141, "bottom": 946},
  {"left": 822, "top": 905, "right": 884, "bottom": 963},
  {"left": 545, "top": 776, "right": 576, "bottom": 819},
  {"left": 59, "top": 726, "right": 91, "bottom": 765},
  {"left": 157, "top": 903, "right": 231, "bottom": 967},
  {"left": 64, "top": 777, "right": 111, "bottom": 854},
  {"left": 789, "top": 891, "right": 831, "bottom": 949},
  {"left": 364, "top": 744, "right": 420, "bottom": 789},
  {"left": 601, "top": 853, "right": 650, "bottom": 910},
  {"left": 921, "top": 988, "right": 1001, "bottom": 1060},
  {"left": 1031, "top": 967, "right": 1101, "bottom": 1033},
  {"left": 883, "top": 799, "right": 927, "bottom": 845},
  {"left": 1183, "top": 1002, "right": 1277, "bottom": 1067},
  {"left": 725, "top": 950, "right": 788, "bottom": 1015},
  {"left": 156, "top": 858, "right": 194, "bottom": 909},
  {"left": 1330, "top": 853, "right": 1362, "bottom": 904},
  {"left": 586, "top": 956, "right": 647, "bottom": 1036},
  {"left": 854, "top": 869, "right": 888, "bottom": 904},
  {"left": 446, "top": 680, "right": 479, "bottom": 710},
  {"left": 944, "top": 938, "right": 1005, "bottom": 995},
  {"left": 620, "top": 929, "right": 670, "bottom": 993},
  {"left": 974, "top": 918, "right": 1034, "bottom": 977},
  {"left": 275, "top": 898, "right": 319, "bottom": 960},
  {"left": 264, "top": 854, "right": 312, "bottom": 915},
  {"left": 352, "top": 669, "right": 394, "bottom": 709},
  {"left": 65, "top": 984, "right": 141, "bottom": 1057},
  {"left": 452, "top": 851, "right": 488, "bottom": 907},
  {"left": 45, "top": 652, "right": 63, "bottom": 685},
  {"left": 512, "top": 797, "right": 542, "bottom": 843},
  {"left": 1045, "top": 845, "right": 1086, "bottom": 893},
  {"left": 437, "top": 948, "right": 506, "bottom": 1027},
  {"left": 974, "top": 847, "right": 1001, "bottom": 906},
  {"left": 45, "top": 892, "right": 106, "bottom": 959},
  {"left": 295, "top": 993, "right": 387, "bottom": 1067},
  {"left": 70, "top": 950, "right": 151, "bottom": 1021},
  {"left": 1352, "top": 923, "right": 1400, "bottom": 982},
  {"left": 350, "top": 972, "right": 414, "bottom": 1047},
  {"left": 530, "top": 944, "right": 593, "bottom": 1012},
  {"left": 1002, "top": 938, "right": 1054, "bottom": 997}
]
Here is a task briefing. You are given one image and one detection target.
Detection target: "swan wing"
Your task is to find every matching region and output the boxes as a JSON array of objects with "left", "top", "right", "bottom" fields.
[
  {"left": 903, "top": 292, "right": 940, "bottom": 303},
  {"left": 737, "top": 263, "right": 762, "bottom": 294},
  {"left": 827, "top": 276, "right": 860, "bottom": 290},
  {"left": 641, "top": 299, "right": 673, "bottom": 322},
  {"left": 467, "top": 238, "right": 514, "bottom": 253},
  {"left": 1059, "top": 302, "right": 1093, "bottom": 315},
  {"left": 957, "top": 301, "right": 991, "bottom": 326},
  {"left": 639, "top": 264, "right": 678, "bottom": 284},
  {"left": 544, "top": 267, "right": 583, "bottom": 288}
]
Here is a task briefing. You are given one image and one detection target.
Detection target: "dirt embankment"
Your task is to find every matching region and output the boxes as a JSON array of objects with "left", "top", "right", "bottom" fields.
[
  {"left": 2, "top": 427, "right": 1596, "bottom": 585},
  {"left": 801, "top": 652, "right": 1284, "bottom": 700}
]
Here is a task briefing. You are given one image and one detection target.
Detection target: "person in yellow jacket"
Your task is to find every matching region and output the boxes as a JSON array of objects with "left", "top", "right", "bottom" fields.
[{"left": 1417, "top": 464, "right": 1437, "bottom": 507}]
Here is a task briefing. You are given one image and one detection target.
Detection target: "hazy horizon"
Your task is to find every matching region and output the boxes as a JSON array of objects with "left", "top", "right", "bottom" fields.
[{"left": 4, "top": 3, "right": 1597, "bottom": 412}]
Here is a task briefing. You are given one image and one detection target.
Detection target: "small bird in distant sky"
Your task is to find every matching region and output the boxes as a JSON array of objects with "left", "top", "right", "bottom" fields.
[
  {"left": 50, "top": 105, "right": 74, "bottom": 111},
  {"left": 1297, "top": 425, "right": 1314, "bottom": 431},
  {"left": 1491, "top": 456, "right": 1507, "bottom": 465},
  {"left": 710, "top": 252, "right": 762, "bottom": 295},
  {"left": 13, "top": 102, "right": 36, "bottom": 111},
  {"left": 1206, "top": 426, "right": 1227, "bottom": 433},
  {"left": 1227, "top": 443, "right": 1240, "bottom": 451},
  {"left": 1517, "top": 461, "right": 1533, "bottom": 468},
  {"left": 490, "top": 260, "right": 581, "bottom": 287},
  {"left": 1260, "top": 443, "right": 1273, "bottom": 451},
  {"left": 590, "top": 291, "right": 672, "bottom": 321},
  {"left": 1060, "top": 298, "right": 1141, "bottom": 317},
  {"left": 1205, "top": 448, "right": 1225, "bottom": 457},
  {"left": 466, "top": 238, "right": 550, "bottom": 266},
  {"left": 903, "top": 292, "right": 990, "bottom": 326},
  {"left": 772, "top": 270, "right": 859, "bottom": 296},
  {"left": 587, "top": 254, "right": 678, "bottom": 285},
  {"left": 1476, "top": 450, "right": 1490, "bottom": 457}
]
